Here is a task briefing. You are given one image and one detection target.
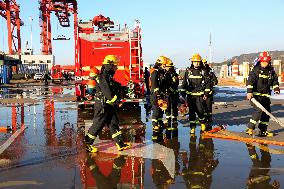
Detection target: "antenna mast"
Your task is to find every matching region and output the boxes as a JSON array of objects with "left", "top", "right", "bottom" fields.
[{"left": 209, "top": 32, "right": 212, "bottom": 64}]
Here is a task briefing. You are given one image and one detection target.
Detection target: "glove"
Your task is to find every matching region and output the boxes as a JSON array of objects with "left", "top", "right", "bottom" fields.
[
  {"left": 106, "top": 95, "right": 118, "bottom": 105},
  {"left": 157, "top": 99, "right": 168, "bottom": 111},
  {"left": 86, "top": 94, "right": 94, "bottom": 101},
  {"left": 247, "top": 93, "right": 253, "bottom": 100}
]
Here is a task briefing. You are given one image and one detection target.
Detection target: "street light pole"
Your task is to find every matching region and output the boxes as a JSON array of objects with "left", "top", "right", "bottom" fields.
[
  {"left": 209, "top": 32, "right": 212, "bottom": 64},
  {"left": 29, "top": 16, "right": 33, "bottom": 52}
]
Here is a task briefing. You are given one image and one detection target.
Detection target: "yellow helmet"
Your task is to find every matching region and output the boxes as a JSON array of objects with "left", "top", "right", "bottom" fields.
[
  {"left": 191, "top": 53, "right": 202, "bottom": 62},
  {"left": 166, "top": 58, "right": 174, "bottom": 67},
  {"left": 156, "top": 56, "right": 168, "bottom": 65},
  {"left": 202, "top": 59, "right": 208, "bottom": 64},
  {"left": 102, "top": 55, "right": 119, "bottom": 65}
]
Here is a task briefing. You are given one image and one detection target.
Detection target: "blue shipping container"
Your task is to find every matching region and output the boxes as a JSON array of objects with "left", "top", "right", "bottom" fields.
[{"left": 0, "top": 65, "right": 10, "bottom": 84}]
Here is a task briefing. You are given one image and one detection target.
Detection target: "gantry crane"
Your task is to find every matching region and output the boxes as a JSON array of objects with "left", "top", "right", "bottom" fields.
[
  {"left": 0, "top": 0, "right": 23, "bottom": 55},
  {"left": 39, "top": 0, "right": 78, "bottom": 59}
]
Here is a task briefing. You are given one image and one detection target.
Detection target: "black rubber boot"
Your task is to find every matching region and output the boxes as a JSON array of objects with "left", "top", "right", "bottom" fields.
[{"left": 85, "top": 133, "right": 98, "bottom": 153}]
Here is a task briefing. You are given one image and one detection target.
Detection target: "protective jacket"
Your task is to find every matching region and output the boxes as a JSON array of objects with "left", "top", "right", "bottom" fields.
[
  {"left": 181, "top": 67, "right": 211, "bottom": 97},
  {"left": 95, "top": 65, "right": 120, "bottom": 104},
  {"left": 204, "top": 65, "right": 218, "bottom": 95},
  {"left": 247, "top": 65, "right": 280, "bottom": 97},
  {"left": 165, "top": 69, "right": 179, "bottom": 95}
]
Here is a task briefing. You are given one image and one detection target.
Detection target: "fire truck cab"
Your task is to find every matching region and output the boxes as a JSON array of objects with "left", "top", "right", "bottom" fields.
[{"left": 75, "top": 15, "right": 144, "bottom": 104}]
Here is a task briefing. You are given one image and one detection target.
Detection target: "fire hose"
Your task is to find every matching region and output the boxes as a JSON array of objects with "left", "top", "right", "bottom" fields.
[
  {"left": 251, "top": 98, "right": 284, "bottom": 128},
  {"left": 203, "top": 125, "right": 284, "bottom": 147}
]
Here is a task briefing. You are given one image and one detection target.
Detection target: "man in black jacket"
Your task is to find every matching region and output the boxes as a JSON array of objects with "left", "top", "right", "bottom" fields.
[
  {"left": 181, "top": 54, "right": 211, "bottom": 135},
  {"left": 246, "top": 51, "right": 280, "bottom": 137},
  {"left": 164, "top": 58, "right": 180, "bottom": 136},
  {"left": 202, "top": 59, "right": 218, "bottom": 124},
  {"left": 85, "top": 55, "right": 131, "bottom": 152},
  {"left": 144, "top": 67, "right": 150, "bottom": 95},
  {"left": 150, "top": 56, "right": 168, "bottom": 141}
]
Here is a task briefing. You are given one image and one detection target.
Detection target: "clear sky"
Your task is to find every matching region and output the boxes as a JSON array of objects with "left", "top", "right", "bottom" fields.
[{"left": 1, "top": 0, "right": 284, "bottom": 68}]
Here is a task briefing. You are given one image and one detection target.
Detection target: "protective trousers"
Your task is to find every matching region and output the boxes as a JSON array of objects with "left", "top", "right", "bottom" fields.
[
  {"left": 247, "top": 96, "right": 271, "bottom": 132},
  {"left": 151, "top": 94, "right": 163, "bottom": 140},
  {"left": 87, "top": 102, "right": 123, "bottom": 145},
  {"left": 187, "top": 96, "right": 206, "bottom": 128},
  {"left": 204, "top": 95, "right": 213, "bottom": 123},
  {"left": 165, "top": 93, "right": 179, "bottom": 131}
]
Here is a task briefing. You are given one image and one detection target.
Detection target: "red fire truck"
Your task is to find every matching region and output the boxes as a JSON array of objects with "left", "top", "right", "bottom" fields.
[
  {"left": 51, "top": 65, "right": 64, "bottom": 83},
  {"left": 75, "top": 15, "right": 144, "bottom": 104}
]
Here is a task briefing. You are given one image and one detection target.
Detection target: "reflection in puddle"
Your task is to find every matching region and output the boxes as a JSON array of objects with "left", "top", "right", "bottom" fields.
[
  {"left": 246, "top": 143, "right": 280, "bottom": 188},
  {"left": 0, "top": 85, "right": 283, "bottom": 188}
]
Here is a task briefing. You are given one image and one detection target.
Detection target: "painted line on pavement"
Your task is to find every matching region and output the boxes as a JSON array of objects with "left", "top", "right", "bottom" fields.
[
  {"left": 0, "top": 181, "right": 43, "bottom": 188},
  {"left": 0, "top": 127, "right": 27, "bottom": 155}
]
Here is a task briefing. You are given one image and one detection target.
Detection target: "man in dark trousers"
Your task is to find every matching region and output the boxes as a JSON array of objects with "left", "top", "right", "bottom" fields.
[
  {"left": 202, "top": 59, "right": 218, "bottom": 124},
  {"left": 150, "top": 56, "right": 168, "bottom": 141},
  {"left": 144, "top": 67, "right": 150, "bottom": 95},
  {"left": 43, "top": 73, "right": 49, "bottom": 86},
  {"left": 181, "top": 53, "right": 211, "bottom": 135},
  {"left": 164, "top": 58, "right": 180, "bottom": 136},
  {"left": 246, "top": 51, "right": 280, "bottom": 137},
  {"left": 85, "top": 55, "right": 131, "bottom": 153}
]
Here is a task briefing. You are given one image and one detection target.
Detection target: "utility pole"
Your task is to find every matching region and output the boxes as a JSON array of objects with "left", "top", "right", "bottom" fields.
[
  {"left": 209, "top": 32, "right": 212, "bottom": 64},
  {"left": 29, "top": 16, "right": 33, "bottom": 51}
]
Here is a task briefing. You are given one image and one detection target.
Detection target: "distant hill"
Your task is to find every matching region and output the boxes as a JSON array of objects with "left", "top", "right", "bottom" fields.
[
  {"left": 222, "top": 50, "right": 284, "bottom": 65},
  {"left": 211, "top": 50, "right": 284, "bottom": 77}
]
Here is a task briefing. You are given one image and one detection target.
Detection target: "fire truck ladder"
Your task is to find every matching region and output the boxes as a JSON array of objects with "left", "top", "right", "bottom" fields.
[{"left": 128, "top": 22, "right": 141, "bottom": 81}]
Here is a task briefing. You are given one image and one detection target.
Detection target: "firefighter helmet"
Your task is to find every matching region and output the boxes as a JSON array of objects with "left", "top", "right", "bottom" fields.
[
  {"left": 156, "top": 56, "right": 168, "bottom": 65},
  {"left": 89, "top": 67, "right": 99, "bottom": 77},
  {"left": 202, "top": 59, "right": 208, "bottom": 64},
  {"left": 165, "top": 58, "right": 174, "bottom": 67},
  {"left": 102, "top": 55, "right": 119, "bottom": 65},
  {"left": 191, "top": 54, "right": 202, "bottom": 62},
  {"left": 259, "top": 51, "right": 271, "bottom": 62}
]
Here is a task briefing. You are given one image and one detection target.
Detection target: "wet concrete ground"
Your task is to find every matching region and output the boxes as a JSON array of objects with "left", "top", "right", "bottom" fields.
[{"left": 0, "top": 83, "right": 283, "bottom": 188}]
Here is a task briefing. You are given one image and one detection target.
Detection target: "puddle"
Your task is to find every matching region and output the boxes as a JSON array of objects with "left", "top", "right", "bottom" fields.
[{"left": 0, "top": 85, "right": 282, "bottom": 188}]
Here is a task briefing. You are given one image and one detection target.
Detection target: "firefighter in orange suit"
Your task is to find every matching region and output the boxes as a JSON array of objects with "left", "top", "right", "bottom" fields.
[
  {"left": 86, "top": 67, "right": 99, "bottom": 100},
  {"left": 85, "top": 55, "right": 131, "bottom": 153}
]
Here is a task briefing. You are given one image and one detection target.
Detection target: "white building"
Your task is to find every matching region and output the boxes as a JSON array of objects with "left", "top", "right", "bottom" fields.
[{"left": 21, "top": 54, "right": 55, "bottom": 70}]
